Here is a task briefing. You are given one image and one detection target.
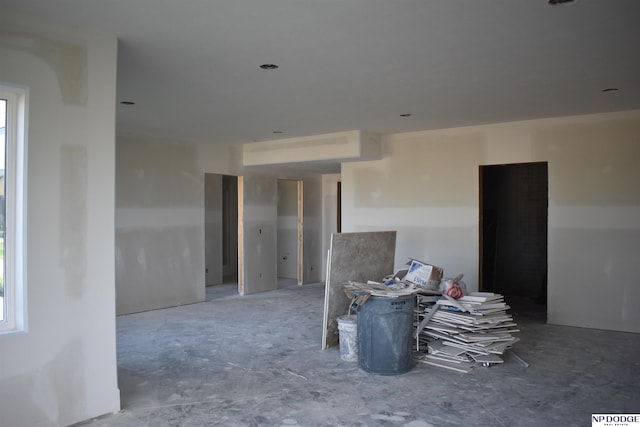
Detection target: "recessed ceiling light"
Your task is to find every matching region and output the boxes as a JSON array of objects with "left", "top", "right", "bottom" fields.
[
  {"left": 602, "top": 88, "right": 619, "bottom": 93},
  {"left": 120, "top": 101, "right": 135, "bottom": 105},
  {"left": 260, "top": 64, "right": 279, "bottom": 70},
  {"left": 400, "top": 113, "right": 412, "bottom": 117}
]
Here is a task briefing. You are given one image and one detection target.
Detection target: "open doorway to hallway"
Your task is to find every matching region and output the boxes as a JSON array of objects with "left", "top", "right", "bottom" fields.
[
  {"left": 479, "top": 162, "right": 548, "bottom": 316},
  {"left": 204, "top": 174, "right": 238, "bottom": 290}
]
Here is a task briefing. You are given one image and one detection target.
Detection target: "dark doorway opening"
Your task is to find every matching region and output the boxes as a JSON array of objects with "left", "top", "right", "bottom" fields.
[
  {"left": 480, "top": 162, "right": 548, "bottom": 314},
  {"left": 222, "top": 175, "right": 239, "bottom": 284},
  {"left": 337, "top": 181, "right": 342, "bottom": 233}
]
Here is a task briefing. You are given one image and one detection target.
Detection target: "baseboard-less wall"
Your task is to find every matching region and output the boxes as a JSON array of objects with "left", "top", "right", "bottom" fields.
[
  {"left": 341, "top": 110, "right": 640, "bottom": 333},
  {"left": 0, "top": 10, "right": 120, "bottom": 426},
  {"left": 115, "top": 135, "right": 206, "bottom": 315}
]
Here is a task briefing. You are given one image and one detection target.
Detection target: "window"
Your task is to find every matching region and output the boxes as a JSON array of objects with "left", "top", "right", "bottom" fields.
[{"left": 0, "top": 83, "right": 27, "bottom": 334}]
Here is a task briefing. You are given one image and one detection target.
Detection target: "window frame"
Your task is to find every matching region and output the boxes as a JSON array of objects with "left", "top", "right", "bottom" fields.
[{"left": 0, "top": 82, "right": 28, "bottom": 335}]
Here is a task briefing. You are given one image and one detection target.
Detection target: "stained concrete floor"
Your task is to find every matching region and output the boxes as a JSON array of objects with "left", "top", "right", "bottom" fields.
[{"left": 77, "top": 282, "right": 640, "bottom": 427}]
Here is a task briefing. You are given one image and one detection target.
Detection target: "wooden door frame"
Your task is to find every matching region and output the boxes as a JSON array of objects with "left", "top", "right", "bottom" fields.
[{"left": 297, "top": 180, "right": 303, "bottom": 285}]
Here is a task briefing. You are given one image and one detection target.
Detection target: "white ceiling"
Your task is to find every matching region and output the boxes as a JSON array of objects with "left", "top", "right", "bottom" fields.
[{"left": 2, "top": 0, "right": 640, "bottom": 148}]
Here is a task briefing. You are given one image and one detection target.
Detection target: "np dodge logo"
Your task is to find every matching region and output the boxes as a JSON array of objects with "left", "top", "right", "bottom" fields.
[{"left": 592, "top": 414, "right": 640, "bottom": 427}]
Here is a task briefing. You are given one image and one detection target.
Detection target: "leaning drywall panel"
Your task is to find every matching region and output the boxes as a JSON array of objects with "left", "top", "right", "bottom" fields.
[
  {"left": 0, "top": 10, "right": 120, "bottom": 426},
  {"left": 322, "top": 231, "right": 396, "bottom": 349}
]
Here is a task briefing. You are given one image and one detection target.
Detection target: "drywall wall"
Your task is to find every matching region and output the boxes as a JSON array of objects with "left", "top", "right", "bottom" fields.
[
  {"left": 302, "top": 175, "right": 323, "bottom": 283},
  {"left": 238, "top": 174, "right": 278, "bottom": 295},
  {"left": 277, "top": 179, "right": 299, "bottom": 280},
  {"left": 115, "top": 134, "right": 206, "bottom": 314},
  {"left": 0, "top": 9, "right": 120, "bottom": 426},
  {"left": 205, "top": 173, "right": 223, "bottom": 285},
  {"left": 321, "top": 174, "right": 341, "bottom": 282},
  {"left": 341, "top": 110, "right": 640, "bottom": 333},
  {"left": 243, "top": 130, "right": 382, "bottom": 167}
]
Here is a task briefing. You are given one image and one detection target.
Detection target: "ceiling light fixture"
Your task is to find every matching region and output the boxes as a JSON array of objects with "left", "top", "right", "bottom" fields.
[
  {"left": 272, "top": 131, "right": 283, "bottom": 134},
  {"left": 260, "top": 64, "right": 279, "bottom": 70},
  {"left": 400, "top": 113, "right": 412, "bottom": 117},
  {"left": 601, "top": 88, "right": 619, "bottom": 93},
  {"left": 120, "top": 101, "right": 135, "bottom": 105}
]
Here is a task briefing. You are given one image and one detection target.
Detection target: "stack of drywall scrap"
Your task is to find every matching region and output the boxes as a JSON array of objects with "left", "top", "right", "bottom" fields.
[{"left": 414, "top": 292, "right": 519, "bottom": 373}]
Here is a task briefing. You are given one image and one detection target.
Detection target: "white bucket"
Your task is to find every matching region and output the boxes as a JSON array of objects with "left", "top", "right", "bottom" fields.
[{"left": 337, "top": 315, "right": 358, "bottom": 362}]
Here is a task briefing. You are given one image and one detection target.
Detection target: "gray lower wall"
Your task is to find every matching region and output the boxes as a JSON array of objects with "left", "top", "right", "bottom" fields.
[{"left": 115, "top": 135, "right": 205, "bottom": 315}]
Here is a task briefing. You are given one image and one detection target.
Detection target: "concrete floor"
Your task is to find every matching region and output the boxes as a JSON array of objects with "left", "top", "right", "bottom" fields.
[{"left": 77, "top": 282, "right": 640, "bottom": 427}]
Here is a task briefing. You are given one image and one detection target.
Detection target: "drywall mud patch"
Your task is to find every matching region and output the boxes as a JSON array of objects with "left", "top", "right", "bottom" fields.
[
  {"left": 60, "top": 146, "right": 87, "bottom": 297},
  {"left": 0, "top": 340, "right": 86, "bottom": 426},
  {"left": 0, "top": 26, "right": 88, "bottom": 105}
]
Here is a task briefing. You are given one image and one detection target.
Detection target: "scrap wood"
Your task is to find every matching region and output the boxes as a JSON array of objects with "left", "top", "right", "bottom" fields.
[
  {"left": 344, "top": 280, "right": 419, "bottom": 297},
  {"left": 508, "top": 350, "right": 529, "bottom": 368},
  {"left": 442, "top": 294, "right": 469, "bottom": 313},
  {"left": 343, "top": 289, "right": 371, "bottom": 306},
  {"left": 471, "top": 354, "right": 504, "bottom": 364},
  {"left": 415, "top": 355, "right": 474, "bottom": 374},
  {"left": 424, "top": 352, "right": 471, "bottom": 364},
  {"left": 414, "top": 305, "right": 440, "bottom": 338}
]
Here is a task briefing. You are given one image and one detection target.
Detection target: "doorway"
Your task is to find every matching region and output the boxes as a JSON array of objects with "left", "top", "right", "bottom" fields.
[
  {"left": 204, "top": 173, "right": 238, "bottom": 287},
  {"left": 480, "top": 162, "right": 548, "bottom": 306}
]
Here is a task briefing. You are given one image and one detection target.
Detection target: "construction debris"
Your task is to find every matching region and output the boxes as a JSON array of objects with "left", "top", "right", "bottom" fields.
[
  {"left": 337, "top": 254, "right": 522, "bottom": 374},
  {"left": 414, "top": 292, "right": 520, "bottom": 373},
  {"left": 403, "top": 259, "right": 444, "bottom": 291}
]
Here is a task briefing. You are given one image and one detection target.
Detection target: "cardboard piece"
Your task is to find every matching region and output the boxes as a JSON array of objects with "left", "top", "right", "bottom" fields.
[{"left": 403, "top": 259, "right": 443, "bottom": 290}]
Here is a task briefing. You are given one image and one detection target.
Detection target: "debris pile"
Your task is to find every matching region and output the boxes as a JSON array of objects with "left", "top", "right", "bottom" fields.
[
  {"left": 342, "top": 258, "right": 443, "bottom": 304},
  {"left": 339, "top": 256, "right": 522, "bottom": 373},
  {"left": 414, "top": 292, "right": 520, "bottom": 373}
]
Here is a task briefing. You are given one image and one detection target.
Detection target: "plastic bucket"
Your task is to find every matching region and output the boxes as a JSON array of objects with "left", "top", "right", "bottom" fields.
[
  {"left": 337, "top": 315, "right": 358, "bottom": 362},
  {"left": 357, "top": 295, "right": 415, "bottom": 375}
]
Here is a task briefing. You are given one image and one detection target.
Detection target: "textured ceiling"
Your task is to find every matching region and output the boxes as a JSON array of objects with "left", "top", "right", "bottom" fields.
[{"left": 2, "top": 0, "right": 640, "bottom": 147}]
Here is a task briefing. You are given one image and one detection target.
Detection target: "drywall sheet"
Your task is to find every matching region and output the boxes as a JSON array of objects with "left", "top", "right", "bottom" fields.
[{"left": 322, "top": 231, "right": 396, "bottom": 349}]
